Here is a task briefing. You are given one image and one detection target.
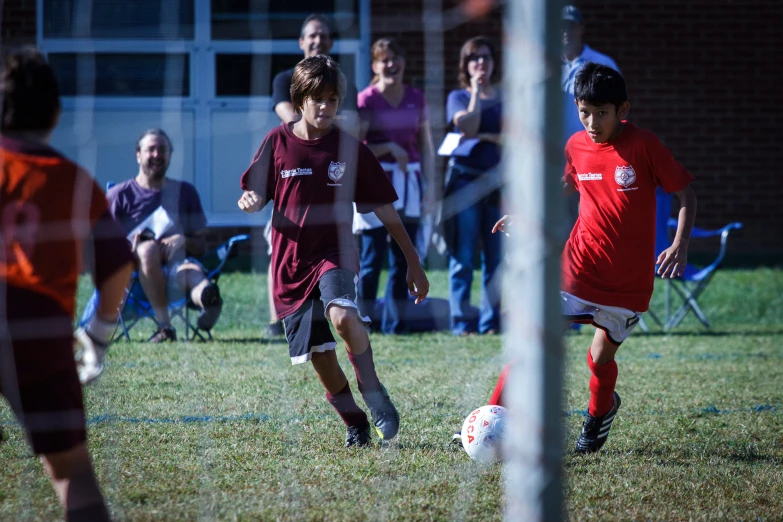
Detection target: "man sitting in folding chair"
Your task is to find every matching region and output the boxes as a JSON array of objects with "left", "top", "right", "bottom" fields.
[{"left": 106, "top": 128, "right": 222, "bottom": 342}]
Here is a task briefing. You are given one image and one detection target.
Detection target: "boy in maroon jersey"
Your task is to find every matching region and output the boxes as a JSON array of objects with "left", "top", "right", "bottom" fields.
[
  {"left": 476, "top": 63, "right": 697, "bottom": 454},
  {"left": 1, "top": 49, "right": 133, "bottom": 520},
  {"left": 238, "top": 55, "right": 429, "bottom": 447}
]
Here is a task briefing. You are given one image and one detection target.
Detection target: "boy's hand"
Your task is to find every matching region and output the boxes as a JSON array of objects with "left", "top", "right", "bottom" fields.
[
  {"left": 492, "top": 215, "right": 513, "bottom": 236},
  {"left": 407, "top": 263, "right": 430, "bottom": 305},
  {"left": 656, "top": 241, "right": 688, "bottom": 279},
  {"left": 238, "top": 190, "right": 263, "bottom": 213}
]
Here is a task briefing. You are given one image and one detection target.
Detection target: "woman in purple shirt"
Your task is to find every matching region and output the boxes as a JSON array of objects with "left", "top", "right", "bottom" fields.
[{"left": 353, "top": 38, "right": 436, "bottom": 334}]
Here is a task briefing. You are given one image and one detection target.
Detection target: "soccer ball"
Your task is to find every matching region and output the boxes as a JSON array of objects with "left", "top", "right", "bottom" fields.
[{"left": 461, "top": 405, "right": 507, "bottom": 463}]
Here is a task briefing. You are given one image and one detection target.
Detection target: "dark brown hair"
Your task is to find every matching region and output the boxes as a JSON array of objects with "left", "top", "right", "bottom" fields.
[
  {"left": 1, "top": 47, "right": 61, "bottom": 132},
  {"left": 290, "top": 55, "right": 347, "bottom": 113},
  {"left": 136, "top": 128, "right": 173, "bottom": 153},
  {"left": 370, "top": 37, "right": 405, "bottom": 85},
  {"left": 458, "top": 36, "right": 496, "bottom": 88}
]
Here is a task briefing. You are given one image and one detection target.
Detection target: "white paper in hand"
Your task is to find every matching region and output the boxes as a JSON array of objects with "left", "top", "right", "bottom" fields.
[
  {"left": 127, "top": 206, "right": 174, "bottom": 241},
  {"left": 437, "top": 132, "right": 480, "bottom": 157}
]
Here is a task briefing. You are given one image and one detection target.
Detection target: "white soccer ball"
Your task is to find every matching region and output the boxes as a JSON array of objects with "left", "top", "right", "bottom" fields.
[{"left": 461, "top": 405, "right": 507, "bottom": 463}]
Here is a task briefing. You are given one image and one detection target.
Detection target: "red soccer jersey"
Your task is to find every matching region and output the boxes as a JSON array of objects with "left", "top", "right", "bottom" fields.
[
  {"left": 562, "top": 123, "right": 694, "bottom": 312},
  {"left": 0, "top": 137, "right": 110, "bottom": 317},
  {"left": 240, "top": 124, "right": 398, "bottom": 319}
]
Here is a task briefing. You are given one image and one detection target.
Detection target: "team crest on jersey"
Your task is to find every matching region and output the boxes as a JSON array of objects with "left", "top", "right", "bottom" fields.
[
  {"left": 327, "top": 161, "right": 346, "bottom": 185},
  {"left": 614, "top": 165, "right": 637, "bottom": 188}
]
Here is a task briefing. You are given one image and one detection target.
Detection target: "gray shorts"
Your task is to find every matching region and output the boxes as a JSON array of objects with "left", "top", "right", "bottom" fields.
[{"left": 282, "top": 268, "right": 370, "bottom": 365}]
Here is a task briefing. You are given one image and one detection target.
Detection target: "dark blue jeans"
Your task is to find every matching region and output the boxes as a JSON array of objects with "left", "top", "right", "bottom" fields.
[
  {"left": 447, "top": 176, "right": 502, "bottom": 335},
  {"left": 357, "top": 220, "right": 419, "bottom": 334}
]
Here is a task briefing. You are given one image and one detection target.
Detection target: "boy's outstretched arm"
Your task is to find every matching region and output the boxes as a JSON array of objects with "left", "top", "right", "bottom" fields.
[
  {"left": 373, "top": 203, "right": 430, "bottom": 304},
  {"left": 657, "top": 185, "right": 697, "bottom": 279}
]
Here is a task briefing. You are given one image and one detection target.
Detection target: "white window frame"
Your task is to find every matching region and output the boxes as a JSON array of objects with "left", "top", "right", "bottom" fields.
[{"left": 38, "top": 0, "right": 371, "bottom": 226}]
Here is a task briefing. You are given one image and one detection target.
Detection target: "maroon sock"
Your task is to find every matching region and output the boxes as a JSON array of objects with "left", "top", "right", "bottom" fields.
[
  {"left": 346, "top": 345, "right": 382, "bottom": 394},
  {"left": 587, "top": 348, "right": 618, "bottom": 417},
  {"left": 325, "top": 382, "right": 369, "bottom": 428}
]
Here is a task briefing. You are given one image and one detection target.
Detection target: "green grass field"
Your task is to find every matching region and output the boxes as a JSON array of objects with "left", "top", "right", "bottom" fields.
[{"left": 1, "top": 269, "right": 782, "bottom": 521}]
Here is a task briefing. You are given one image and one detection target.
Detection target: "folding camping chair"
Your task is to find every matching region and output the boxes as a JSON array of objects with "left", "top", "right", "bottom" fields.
[
  {"left": 80, "top": 233, "right": 249, "bottom": 342},
  {"left": 639, "top": 188, "right": 742, "bottom": 332}
]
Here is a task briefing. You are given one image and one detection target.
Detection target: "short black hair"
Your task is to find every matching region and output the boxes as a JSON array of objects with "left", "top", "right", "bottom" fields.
[
  {"left": 136, "top": 128, "right": 172, "bottom": 152},
  {"left": 290, "top": 55, "right": 346, "bottom": 114},
  {"left": 574, "top": 62, "right": 627, "bottom": 109},
  {"left": 1, "top": 47, "right": 61, "bottom": 132},
  {"left": 300, "top": 14, "right": 332, "bottom": 38}
]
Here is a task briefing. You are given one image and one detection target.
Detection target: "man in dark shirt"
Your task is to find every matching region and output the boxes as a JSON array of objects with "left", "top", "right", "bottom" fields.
[{"left": 107, "top": 128, "right": 223, "bottom": 342}]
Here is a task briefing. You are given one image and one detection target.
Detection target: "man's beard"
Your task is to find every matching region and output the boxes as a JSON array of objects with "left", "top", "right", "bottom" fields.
[{"left": 143, "top": 163, "right": 168, "bottom": 180}]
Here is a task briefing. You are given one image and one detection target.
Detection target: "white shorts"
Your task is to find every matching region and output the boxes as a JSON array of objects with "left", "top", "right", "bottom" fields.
[{"left": 561, "top": 291, "right": 641, "bottom": 345}]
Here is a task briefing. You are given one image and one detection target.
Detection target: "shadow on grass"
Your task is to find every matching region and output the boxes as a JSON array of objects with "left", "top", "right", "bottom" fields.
[
  {"left": 212, "top": 337, "right": 288, "bottom": 345},
  {"left": 566, "top": 446, "right": 783, "bottom": 467},
  {"left": 636, "top": 328, "right": 783, "bottom": 337}
]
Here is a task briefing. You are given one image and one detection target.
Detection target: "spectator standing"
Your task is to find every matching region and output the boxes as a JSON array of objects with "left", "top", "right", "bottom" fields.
[
  {"left": 353, "top": 38, "right": 436, "bottom": 334},
  {"left": 444, "top": 36, "right": 503, "bottom": 336},
  {"left": 561, "top": 5, "right": 620, "bottom": 226}
]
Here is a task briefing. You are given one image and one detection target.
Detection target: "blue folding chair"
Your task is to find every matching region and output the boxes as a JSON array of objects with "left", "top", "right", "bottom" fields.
[
  {"left": 80, "top": 233, "right": 249, "bottom": 342},
  {"left": 639, "top": 188, "right": 742, "bottom": 332}
]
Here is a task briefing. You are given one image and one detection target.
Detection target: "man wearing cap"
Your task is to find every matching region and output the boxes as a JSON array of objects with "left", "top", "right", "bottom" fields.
[{"left": 561, "top": 5, "right": 621, "bottom": 225}]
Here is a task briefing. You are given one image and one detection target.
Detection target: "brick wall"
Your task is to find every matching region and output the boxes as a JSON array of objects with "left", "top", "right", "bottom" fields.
[
  {"left": 1, "top": 0, "right": 36, "bottom": 46},
  {"left": 575, "top": 1, "right": 783, "bottom": 261}
]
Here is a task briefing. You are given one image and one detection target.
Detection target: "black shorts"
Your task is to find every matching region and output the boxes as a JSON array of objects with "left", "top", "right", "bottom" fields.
[
  {"left": 282, "top": 268, "right": 369, "bottom": 365},
  {"left": 1, "top": 286, "right": 87, "bottom": 454}
]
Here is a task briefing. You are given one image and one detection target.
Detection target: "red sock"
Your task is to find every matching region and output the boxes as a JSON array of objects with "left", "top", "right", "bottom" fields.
[
  {"left": 587, "top": 348, "right": 618, "bottom": 417},
  {"left": 346, "top": 345, "right": 382, "bottom": 394},
  {"left": 325, "top": 382, "right": 369, "bottom": 428},
  {"left": 489, "top": 364, "right": 511, "bottom": 407}
]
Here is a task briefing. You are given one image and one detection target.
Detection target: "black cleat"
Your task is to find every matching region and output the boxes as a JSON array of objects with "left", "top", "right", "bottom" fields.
[
  {"left": 452, "top": 430, "right": 463, "bottom": 449},
  {"left": 345, "top": 423, "right": 372, "bottom": 447},
  {"left": 575, "top": 392, "right": 621, "bottom": 454},
  {"left": 363, "top": 383, "right": 400, "bottom": 441}
]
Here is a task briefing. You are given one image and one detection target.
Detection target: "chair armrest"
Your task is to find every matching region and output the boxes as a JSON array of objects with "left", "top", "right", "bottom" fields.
[{"left": 667, "top": 218, "right": 742, "bottom": 239}]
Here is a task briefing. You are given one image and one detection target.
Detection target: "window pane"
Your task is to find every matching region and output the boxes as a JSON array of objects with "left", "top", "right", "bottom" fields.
[
  {"left": 49, "top": 54, "right": 190, "bottom": 97},
  {"left": 215, "top": 53, "right": 356, "bottom": 97},
  {"left": 211, "top": 0, "right": 359, "bottom": 40},
  {"left": 43, "top": 0, "right": 194, "bottom": 39}
]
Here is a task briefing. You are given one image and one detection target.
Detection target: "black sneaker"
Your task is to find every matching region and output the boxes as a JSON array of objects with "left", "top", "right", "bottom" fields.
[
  {"left": 345, "top": 423, "right": 371, "bottom": 447},
  {"left": 362, "top": 383, "right": 400, "bottom": 441},
  {"left": 197, "top": 284, "right": 223, "bottom": 331},
  {"left": 575, "top": 392, "right": 622, "bottom": 454},
  {"left": 264, "top": 321, "right": 285, "bottom": 337},
  {"left": 148, "top": 325, "right": 176, "bottom": 343}
]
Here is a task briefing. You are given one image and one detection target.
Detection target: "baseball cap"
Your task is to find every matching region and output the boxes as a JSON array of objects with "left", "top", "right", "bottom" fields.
[{"left": 562, "top": 5, "right": 583, "bottom": 24}]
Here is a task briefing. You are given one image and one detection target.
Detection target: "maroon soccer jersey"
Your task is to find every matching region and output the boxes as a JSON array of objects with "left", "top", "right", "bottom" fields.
[
  {"left": 562, "top": 123, "right": 694, "bottom": 312},
  {"left": 240, "top": 124, "right": 398, "bottom": 319}
]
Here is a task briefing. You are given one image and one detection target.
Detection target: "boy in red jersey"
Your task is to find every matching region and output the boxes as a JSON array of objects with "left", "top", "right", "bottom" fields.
[
  {"left": 0, "top": 49, "right": 133, "bottom": 520},
  {"left": 238, "top": 55, "right": 429, "bottom": 447},
  {"left": 482, "top": 63, "right": 697, "bottom": 453}
]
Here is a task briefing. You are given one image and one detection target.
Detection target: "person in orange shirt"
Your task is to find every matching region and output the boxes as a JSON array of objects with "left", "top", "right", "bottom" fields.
[{"left": 0, "top": 48, "right": 133, "bottom": 521}]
